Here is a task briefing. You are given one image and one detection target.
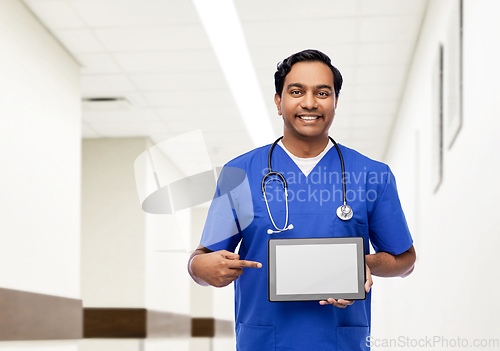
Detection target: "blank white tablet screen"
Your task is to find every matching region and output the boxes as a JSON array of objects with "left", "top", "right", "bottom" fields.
[{"left": 276, "top": 243, "right": 358, "bottom": 295}]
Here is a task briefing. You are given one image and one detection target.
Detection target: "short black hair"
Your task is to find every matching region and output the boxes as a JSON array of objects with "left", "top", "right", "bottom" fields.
[{"left": 274, "top": 49, "right": 343, "bottom": 98}]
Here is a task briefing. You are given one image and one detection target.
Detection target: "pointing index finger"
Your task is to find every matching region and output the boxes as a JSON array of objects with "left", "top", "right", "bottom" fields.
[{"left": 229, "top": 260, "right": 262, "bottom": 269}]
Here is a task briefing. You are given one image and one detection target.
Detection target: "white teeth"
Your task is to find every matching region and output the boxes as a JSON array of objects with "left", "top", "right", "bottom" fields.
[{"left": 299, "top": 116, "right": 319, "bottom": 120}]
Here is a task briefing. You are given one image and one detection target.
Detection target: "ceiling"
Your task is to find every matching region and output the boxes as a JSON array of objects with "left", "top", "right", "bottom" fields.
[{"left": 23, "top": 0, "right": 428, "bottom": 167}]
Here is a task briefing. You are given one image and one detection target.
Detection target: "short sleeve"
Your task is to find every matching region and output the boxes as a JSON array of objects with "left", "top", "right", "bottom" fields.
[
  {"left": 200, "top": 165, "right": 253, "bottom": 252},
  {"left": 368, "top": 166, "right": 413, "bottom": 255}
]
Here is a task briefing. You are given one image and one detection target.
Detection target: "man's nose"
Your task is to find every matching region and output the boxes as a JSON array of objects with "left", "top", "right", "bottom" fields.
[{"left": 300, "top": 92, "right": 317, "bottom": 110}]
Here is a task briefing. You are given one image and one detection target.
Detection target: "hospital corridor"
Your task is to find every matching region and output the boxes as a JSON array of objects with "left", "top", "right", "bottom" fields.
[{"left": 0, "top": 0, "right": 499, "bottom": 350}]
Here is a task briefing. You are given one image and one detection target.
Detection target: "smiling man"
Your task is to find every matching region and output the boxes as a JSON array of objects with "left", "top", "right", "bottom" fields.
[
  {"left": 275, "top": 58, "right": 338, "bottom": 158},
  {"left": 188, "top": 49, "right": 416, "bottom": 351}
]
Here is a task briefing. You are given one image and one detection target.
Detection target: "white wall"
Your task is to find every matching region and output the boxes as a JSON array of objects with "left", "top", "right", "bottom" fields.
[
  {"left": 0, "top": 0, "right": 81, "bottom": 299},
  {"left": 373, "top": 0, "right": 500, "bottom": 348},
  {"left": 143, "top": 139, "right": 191, "bottom": 314},
  {"left": 79, "top": 340, "right": 140, "bottom": 351},
  {"left": 0, "top": 341, "right": 79, "bottom": 351},
  {"left": 0, "top": 1, "right": 80, "bottom": 349},
  {"left": 81, "top": 137, "right": 192, "bottom": 350},
  {"left": 82, "top": 138, "right": 148, "bottom": 308}
]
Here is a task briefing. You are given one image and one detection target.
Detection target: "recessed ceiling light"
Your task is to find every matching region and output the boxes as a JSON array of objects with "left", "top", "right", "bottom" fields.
[
  {"left": 82, "top": 97, "right": 132, "bottom": 111},
  {"left": 193, "top": 0, "right": 276, "bottom": 147}
]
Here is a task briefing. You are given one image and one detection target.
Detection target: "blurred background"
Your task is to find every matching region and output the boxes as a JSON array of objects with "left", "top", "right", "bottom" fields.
[{"left": 1, "top": 0, "right": 499, "bottom": 350}]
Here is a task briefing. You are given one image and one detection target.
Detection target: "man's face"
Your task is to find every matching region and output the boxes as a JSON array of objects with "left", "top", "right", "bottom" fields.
[{"left": 274, "top": 61, "right": 338, "bottom": 141}]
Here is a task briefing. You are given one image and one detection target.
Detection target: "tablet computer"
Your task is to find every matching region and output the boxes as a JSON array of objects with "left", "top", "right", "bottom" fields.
[{"left": 268, "top": 237, "right": 366, "bottom": 302}]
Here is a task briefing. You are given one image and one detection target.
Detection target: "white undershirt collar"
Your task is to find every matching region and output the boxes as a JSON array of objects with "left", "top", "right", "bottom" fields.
[{"left": 278, "top": 140, "right": 333, "bottom": 177}]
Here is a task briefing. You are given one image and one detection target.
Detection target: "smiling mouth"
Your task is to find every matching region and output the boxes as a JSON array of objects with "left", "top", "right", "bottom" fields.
[{"left": 297, "top": 115, "right": 321, "bottom": 120}]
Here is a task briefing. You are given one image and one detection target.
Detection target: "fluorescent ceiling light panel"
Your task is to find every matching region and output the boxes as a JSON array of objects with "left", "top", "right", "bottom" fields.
[{"left": 193, "top": 0, "right": 276, "bottom": 147}]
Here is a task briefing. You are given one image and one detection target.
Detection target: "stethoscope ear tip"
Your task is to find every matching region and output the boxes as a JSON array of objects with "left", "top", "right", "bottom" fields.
[
  {"left": 267, "top": 229, "right": 274, "bottom": 235},
  {"left": 288, "top": 224, "right": 294, "bottom": 230}
]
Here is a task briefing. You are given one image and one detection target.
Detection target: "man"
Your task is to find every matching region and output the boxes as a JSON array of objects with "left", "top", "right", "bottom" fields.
[{"left": 189, "top": 49, "right": 416, "bottom": 351}]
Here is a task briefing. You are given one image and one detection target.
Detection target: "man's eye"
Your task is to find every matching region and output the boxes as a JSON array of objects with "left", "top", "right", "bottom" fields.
[{"left": 318, "top": 91, "right": 329, "bottom": 97}]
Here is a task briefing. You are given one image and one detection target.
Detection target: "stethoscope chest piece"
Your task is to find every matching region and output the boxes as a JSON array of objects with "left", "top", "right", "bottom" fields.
[{"left": 337, "top": 204, "right": 353, "bottom": 221}]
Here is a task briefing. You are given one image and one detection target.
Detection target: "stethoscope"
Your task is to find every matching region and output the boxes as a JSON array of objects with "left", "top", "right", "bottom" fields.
[{"left": 262, "top": 136, "right": 353, "bottom": 235}]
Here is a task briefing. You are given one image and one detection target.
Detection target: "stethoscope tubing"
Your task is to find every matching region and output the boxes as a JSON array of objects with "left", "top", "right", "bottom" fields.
[
  {"left": 261, "top": 136, "right": 352, "bottom": 234},
  {"left": 262, "top": 136, "right": 347, "bottom": 203},
  {"left": 329, "top": 137, "right": 348, "bottom": 206}
]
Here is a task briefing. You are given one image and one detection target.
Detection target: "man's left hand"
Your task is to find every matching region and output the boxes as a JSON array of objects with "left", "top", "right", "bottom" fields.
[{"left": 319, "top": 264, "right": 372, "bottom": 307}]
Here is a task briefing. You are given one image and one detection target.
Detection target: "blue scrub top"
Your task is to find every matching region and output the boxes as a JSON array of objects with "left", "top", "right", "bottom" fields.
[{"left": 200, "top": 143, "right": 413, "bottom": 351}]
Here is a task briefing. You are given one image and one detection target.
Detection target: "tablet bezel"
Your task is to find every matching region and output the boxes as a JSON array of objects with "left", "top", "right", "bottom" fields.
[{"left": 268, "top": 237, "right": 366, "bottom": 302}]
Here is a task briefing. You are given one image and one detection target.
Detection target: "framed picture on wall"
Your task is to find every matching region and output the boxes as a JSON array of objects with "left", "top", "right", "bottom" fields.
[
  {"left": 444, "top": 0, "right": 463, "bottom": 149},
  {"left": 432, "top": 45, "right": 444, "bottom": 193}
]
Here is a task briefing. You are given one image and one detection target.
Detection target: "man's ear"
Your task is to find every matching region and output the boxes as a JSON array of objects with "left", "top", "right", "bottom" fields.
[
  {"left": 274, "top": 93, "right": 282, "bottom": 116},
  {"left": 334, "top": 96, "right": 339, "bottom": 109}
]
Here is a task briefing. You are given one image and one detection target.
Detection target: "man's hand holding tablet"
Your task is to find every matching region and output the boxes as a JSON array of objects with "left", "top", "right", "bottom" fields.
[{"left": 319, "top": 263, "right": 373, "bottom": 307}]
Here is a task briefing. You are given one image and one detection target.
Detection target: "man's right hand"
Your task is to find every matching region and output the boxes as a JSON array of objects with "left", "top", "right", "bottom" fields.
[{"left": 191, "top": 250, "right": 262, "bottom": 287}]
